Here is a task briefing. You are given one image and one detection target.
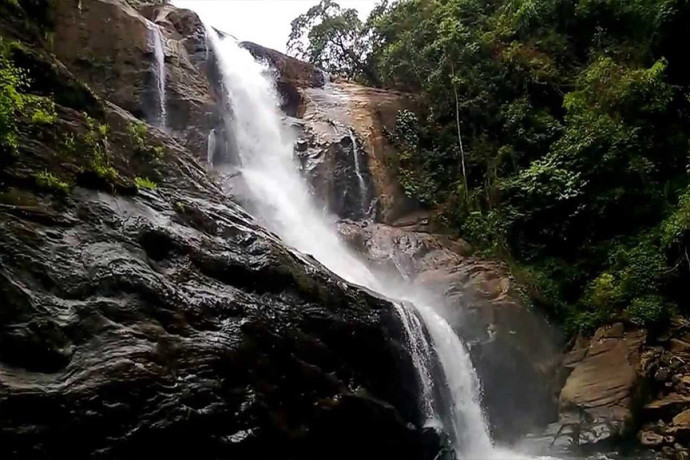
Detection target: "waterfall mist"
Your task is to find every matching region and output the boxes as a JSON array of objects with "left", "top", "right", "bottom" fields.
[{"left": 206, "top": 28, "right": 550, "bottom": 459}]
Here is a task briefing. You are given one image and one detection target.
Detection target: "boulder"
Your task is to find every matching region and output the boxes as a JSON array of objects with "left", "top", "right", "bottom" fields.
[{"left": 558, "top": 323, "right": 648, "bottom": 445}]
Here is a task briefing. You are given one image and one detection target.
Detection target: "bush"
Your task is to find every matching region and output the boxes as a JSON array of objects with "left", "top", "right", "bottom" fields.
[
  {"left": 134, "top": 176, "right": 157, "bottom": 191},
  {"left": 29, "top": 97, "right": 56, "bottom": 124},
  {"left": 0, "top": 39, "right": 29, "bottom": 154},
  {"left": 587, "top": 272, "right": 621, "bottom": 311},
  {"left": 35, "top": 169, "right": 68, "bottom": 193},
  {"left": 65, "top": 116, "right": 119, "bottom": 184},
  {"left": 128, "top": 122, "right": 164, "bottom": 162},
  {"left": 627, "top": 295, "right": 671, "bottom": 327}
]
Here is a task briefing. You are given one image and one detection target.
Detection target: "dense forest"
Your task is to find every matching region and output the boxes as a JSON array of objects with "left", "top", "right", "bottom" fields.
[{"left": 288, "top": 0, "right": 690, "bottom": 334}]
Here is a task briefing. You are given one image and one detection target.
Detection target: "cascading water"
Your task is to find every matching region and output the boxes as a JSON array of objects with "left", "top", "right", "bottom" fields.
[
  {"left": 348, "top": 129, "right": 369, "bottom": 214},
  {"left": 206, "top": 27, "right": 547, "bottom": 460},
  {"left": 147, "top": 23, "right": 167, "bottom": 129},
  {"left": 207, "top": 128, "right": 216, "bottom": 164}
]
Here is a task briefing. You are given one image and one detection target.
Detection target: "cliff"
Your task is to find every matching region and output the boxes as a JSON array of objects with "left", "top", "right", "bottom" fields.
[{"left": 0, "top": 1, "right": 438, "bottom": 458}]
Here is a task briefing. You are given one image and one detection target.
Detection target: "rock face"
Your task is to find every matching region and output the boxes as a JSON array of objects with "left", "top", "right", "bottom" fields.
[
  {"left": 52, "top": 0, "right": 221, "bottom": 159},
  {"left": 243, "top": 43, "right": 420, "bottom": 223},
  {"left": 557, "top": 323, "right": 648, "bottom": 445},
  {"left": 296, "top": 83, "right": 419, "bottom": 223},
  {"left": 0, "top": 2, "right": 439, "bottom": 459},
  {"left": 337, "top": 220, "right": 562, "bottom": 441}
]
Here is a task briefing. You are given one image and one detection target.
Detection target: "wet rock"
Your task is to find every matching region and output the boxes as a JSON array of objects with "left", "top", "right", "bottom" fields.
[
  {"left": 558, "top": 324, "right": 647, "bottom": 445},
  {"left": 0, "top": 103, "right": 434, "bottom": 460}
]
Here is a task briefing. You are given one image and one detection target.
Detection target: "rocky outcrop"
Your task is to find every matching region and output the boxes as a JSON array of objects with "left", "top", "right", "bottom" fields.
[
  {"left": 636, "top": 318, "right": 690, "bottom": 458},
  {"left": 243, "top": 41, "right": 326, "bottom": 116},
  {"left": 0, "top": 2, "right": 440, "bottom": 459},
  {"left": 557, "top": 323, "right": 648, "bottom": 445},
  {"left": 239, "top": 43, "right": 420, "bottom": 223},
  {"left": 297, "top": 83, "right": 420, "bottom": 223},
  {"left": 52, "top": 0, "right": 220, "bottom": 159},
  {"left": 555, "top": 318, "right": 690, "bottom": 455},
  {"left": 337, "top": 220, "right": 562, "bottom": 441}
]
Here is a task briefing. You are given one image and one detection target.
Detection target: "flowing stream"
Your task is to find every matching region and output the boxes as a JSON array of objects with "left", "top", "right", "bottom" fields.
[{"left": 206, "top": 28, "right": 546, "bottom": 459}]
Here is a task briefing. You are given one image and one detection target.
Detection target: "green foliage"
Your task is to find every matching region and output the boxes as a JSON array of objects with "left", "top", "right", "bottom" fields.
[
  {"left": 662, "top": 185, "right": 690, "bottom": 248},
  {"left": 0, "top": 40, "right": 29, "bottom": 154},
  {"left": 287, "top": 0, "right": 377, "bottom": 82},
  {"left": 627, "top": 295, "right": 671, "bottom": 327},
  {"left": 29, "top": 97, "right": 56, "bottom": 124},
  {"left": 61, "top": 115, "right": 118, "bottom": 183},
  {"left": 35, "top": 169, "right": 69, "bottom": 193},
  {"left": 134, "top": 176, "right": 157, "bottom": 191},
  {"left": 127, "top": 121, "right": 164, "bottom": 162},
  {"left": 293, "top": 0, "right": 690, "bottom": 334}
]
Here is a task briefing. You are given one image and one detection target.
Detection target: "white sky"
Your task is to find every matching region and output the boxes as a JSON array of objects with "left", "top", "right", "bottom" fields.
[{"left": 172, "top": 1, "right": 377, "bottom": 53}]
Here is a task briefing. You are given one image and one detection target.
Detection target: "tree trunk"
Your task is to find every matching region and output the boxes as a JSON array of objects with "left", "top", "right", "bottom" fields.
[{"left": 451, "top": 64, "right": 468, "bottom": 203}]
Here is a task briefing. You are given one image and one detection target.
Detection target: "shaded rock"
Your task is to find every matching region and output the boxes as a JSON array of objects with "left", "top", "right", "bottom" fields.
[
  {"left": 645, "top": 394, "right": 690, "bottom": 420},
  {"left": 52, "top": 0, "right": 151, "bottom": 116},
  {"left": 639, "top": 430, "right": 665, "bottom": 447},
  {"left": 294, "top": 120, "right": 374, "bottom": 220},
  {"left": 558, "top": 324, "right": 648, "bottom": 445}
]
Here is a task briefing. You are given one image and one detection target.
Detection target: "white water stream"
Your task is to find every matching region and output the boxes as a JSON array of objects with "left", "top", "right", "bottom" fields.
[
  {"left": 206, "top": 28, "right": 547, "bottom": 460},
  {"left": 148, "top": 23, "right": 167, "bottom": 129},
  {"left": 348, "top": 129, "right": 369, "bottom": 213}
]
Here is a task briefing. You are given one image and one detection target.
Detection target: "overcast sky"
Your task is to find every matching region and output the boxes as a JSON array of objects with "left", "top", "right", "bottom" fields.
[{"left": 172, "top": 1, "right": 377, "bottom": 53}]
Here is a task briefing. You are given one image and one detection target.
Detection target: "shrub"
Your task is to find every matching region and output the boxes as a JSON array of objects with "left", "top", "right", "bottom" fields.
[
  {"left": 0, "top": 39, "right": 28, "bottom": 154},
  {"left": 29, "top": 97, "right": 57, "bottom": 124},
  {"left": 128, "top": 121, "right": 164, "bottom": 161},
  {"left": 134, "top": 176, "right": 157, "bottom": 191},
  {"left": 66, "top": 116, "right": 119, "bottom": 184},
  {"left": 627, "top": 295, "right": 671, "bottom": 327},
  {"left": 587, "top": 272, "right": 621, "bottom": 311},
  {"left": 35, "top": 169, "right": 69, "bottom": 193}
]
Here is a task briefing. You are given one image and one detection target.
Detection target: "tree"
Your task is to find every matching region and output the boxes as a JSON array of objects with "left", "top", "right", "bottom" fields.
[{"left": 286, "top": 0, "right": 376, "bottom": 82}]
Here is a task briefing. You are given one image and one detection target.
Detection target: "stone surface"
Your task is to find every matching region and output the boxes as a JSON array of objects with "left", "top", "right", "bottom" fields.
[{"left": 558, "top": 323, "right": 647, "bottom": 445}]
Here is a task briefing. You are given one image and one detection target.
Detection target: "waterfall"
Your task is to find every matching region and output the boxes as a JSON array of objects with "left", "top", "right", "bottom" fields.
[
  {"left": 205, "top": 28, "right": 545, "bottom": 459},
  {"left": 348, "top": 129, "right": 369, "bottom": 214},
  {"left": 148, "top": 23, "right": 167, "bottom": 129},
  {"left": 207, "top": 128, "right": 216, "bottom": 164}
]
